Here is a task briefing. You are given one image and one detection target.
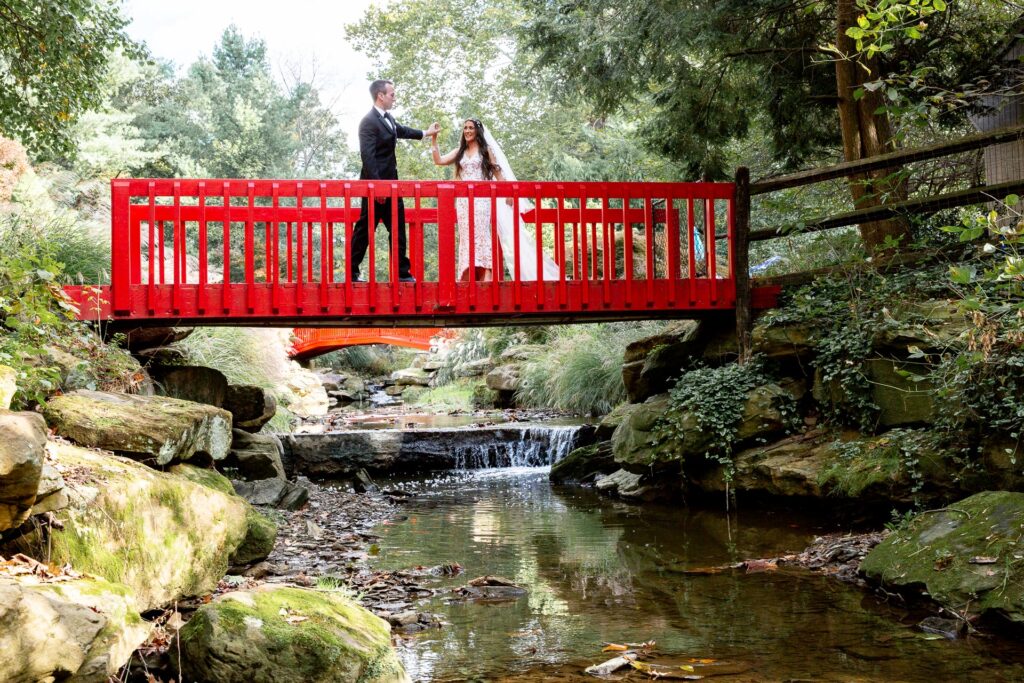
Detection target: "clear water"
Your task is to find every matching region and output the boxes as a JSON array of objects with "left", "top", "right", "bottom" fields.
[{"left": 369, "top": 467, "right": 1024, "bottom": 682}]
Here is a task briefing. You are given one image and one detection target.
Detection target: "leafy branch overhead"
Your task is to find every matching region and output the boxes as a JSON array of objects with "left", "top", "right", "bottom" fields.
[{"left": 0, "top": 0, "right": 143, "bottom": 159}]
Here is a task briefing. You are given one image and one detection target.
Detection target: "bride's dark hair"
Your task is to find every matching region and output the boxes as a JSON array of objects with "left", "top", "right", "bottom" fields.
[{"left": 454, "top": 119, "right": 498, "bottom": 180}]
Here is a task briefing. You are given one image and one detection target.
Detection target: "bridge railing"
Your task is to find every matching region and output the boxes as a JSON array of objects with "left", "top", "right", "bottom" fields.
[{"left": 107, "top": 178, "right": 738, "bottom": 321}]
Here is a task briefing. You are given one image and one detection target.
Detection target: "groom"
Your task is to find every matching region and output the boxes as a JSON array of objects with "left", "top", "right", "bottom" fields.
[{"left": 350, "top": 79, "right": 440, "bottom": 283}]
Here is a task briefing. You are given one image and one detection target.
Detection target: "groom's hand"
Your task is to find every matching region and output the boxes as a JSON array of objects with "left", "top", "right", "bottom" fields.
[{"left": 425, "top": 122, "right": 440, "bottom": 137}]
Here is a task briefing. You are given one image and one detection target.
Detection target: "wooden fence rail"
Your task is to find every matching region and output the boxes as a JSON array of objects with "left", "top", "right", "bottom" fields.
[{"left": 734, "top": 124, "right": 1024, "bottom": 361}]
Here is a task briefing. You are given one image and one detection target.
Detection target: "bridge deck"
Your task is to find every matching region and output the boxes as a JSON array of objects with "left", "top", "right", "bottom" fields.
[{"left": 64, "top": 178, "right": 778, "bottom": 327}]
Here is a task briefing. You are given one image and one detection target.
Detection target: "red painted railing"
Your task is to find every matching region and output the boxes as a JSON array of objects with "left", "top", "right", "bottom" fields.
[
  {"left": 289, "top": 327, "right": 455, "bottom": 360},
  {"left": 64, "top": 178, "right": 778, "bottom": 326}
]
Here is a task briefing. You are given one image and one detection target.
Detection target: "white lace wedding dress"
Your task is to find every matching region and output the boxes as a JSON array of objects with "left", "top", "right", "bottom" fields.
[
  {"left": 455, "top": 152, "right": 495, "bottom": 279},
  {"left": 459, "top": 130, "right": 560, "bottom": 282}
]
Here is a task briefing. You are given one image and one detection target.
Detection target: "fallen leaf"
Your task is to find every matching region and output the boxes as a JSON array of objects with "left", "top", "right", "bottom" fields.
[
  {"left": 602, "top": 643, "right": 629, "bottom": 652},
  {"left": 969, "top": 556, "right": 998, "bottom": 564}
]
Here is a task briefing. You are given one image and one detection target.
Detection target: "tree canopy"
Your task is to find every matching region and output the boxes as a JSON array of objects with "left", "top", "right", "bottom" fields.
[
  {"left": 0, "top": 0, "right": 141, "bottom": 159},
  {"left": 518, "top": 0, "right": 1018, "bottom": 178}
]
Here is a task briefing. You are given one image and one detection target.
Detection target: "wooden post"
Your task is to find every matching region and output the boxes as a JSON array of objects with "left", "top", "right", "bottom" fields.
[{"left": 733, "top": 167, "right": 752, "bottom": 364}]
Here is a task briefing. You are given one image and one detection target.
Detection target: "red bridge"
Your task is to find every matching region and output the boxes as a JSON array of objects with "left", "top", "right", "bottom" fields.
[
  {"left": 64, "top": 178, "right": 778, "bottom": 327},
  {"left": 289, "top": 327, "right": 455, "bottom": 360}
]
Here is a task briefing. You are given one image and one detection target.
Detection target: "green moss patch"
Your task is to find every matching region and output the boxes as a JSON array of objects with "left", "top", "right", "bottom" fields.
[
  {"left": 19, "top": 443, "right": 250, "bottom": 612},
  {"left": 861, "top": 491, "right": 1024, "bottom": 623},
  {"left": 178, "top": 586, "right": 406, "bottom": 683}
]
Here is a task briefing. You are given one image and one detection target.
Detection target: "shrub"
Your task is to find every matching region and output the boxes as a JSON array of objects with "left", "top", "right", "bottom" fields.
[{"left": 516, "top": 322, "right": 663, "bottom": 415}]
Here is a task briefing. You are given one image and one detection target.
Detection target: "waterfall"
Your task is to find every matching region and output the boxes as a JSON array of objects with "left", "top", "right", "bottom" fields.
[{"left": 452, "top": 425, "right": 584, "bottom": 469}]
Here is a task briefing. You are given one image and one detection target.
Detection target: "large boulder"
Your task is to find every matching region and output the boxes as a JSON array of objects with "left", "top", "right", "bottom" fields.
[
  {"left": 596, "top": 402, "right": 633, "bottom": 440},
  {"left": 0, "top": 575, "right": 149, "bottom": 683},
  {"left": 0, "top": 364, "right": 16, "bottom": 409},
  {"left": 224, "top": 385, "right": 277, "bottom": 433},
  {"left": 151, "top": 365, "right": 229, "bottom": 408},
  {"left": 691, "top": 432, "right": 834, "bottom": 498},
  {"left": 550, "top": 441, "right": 616, "bottom": 484},
  {"left": 391, "top": 368, "right": 432, "bottom": 387},
  {"left": 230, "top": 508, "right": 278, "bottom": 566},
  {"left": 15, "top": 443, "right": 253, "bottom": 612},
  {"left": 750, "top": 320, "right": 820, "bottom": 360},
  {"left": 610, "top": 394, "right": 680, "bottom": 470},
  {"left": 871, "top": 299, "right": 969, "bottom": 353},
  {"left": 122, "top": 326, "right": 194, "bottom": 352},
  {"left": 813, "top": 358, "right": 936, "bottom": 428},
  {"left": 283, "top": 369, "right": 330, "bottom": 418},
  {"left": 612, "top": 382, "right": 804, "bottom": 472},
  {"left": 224, "top": 430, "right": 286, "bottom": 480},
  {"left": 485, "top": 365, "right": 521, "bottom": 393},
  {"left": 43, "top": 390, "right": 232, "bottom": 466},
  {"left": 0, "top": 410, "right": 46, "bottom": 531},
  {"left": 456, "top": 358, "right": 494, "bottom": 378},
  {"left": 31, "top": 462, "right": 69, "bottom": 516},
  {"left": 233, "top": 477, "right": 309, "bottom": 511},
  {"left": 864, "top": 359, "right": 935, "bottom": 427},
  {"left": 860, "top": 491, "right": 1024, "bottom": 624},
  {"left": 621, "top": 321, "right": 702, "bottom": 403},
  {"left": 175, "top": 585, "right": 410, "bottom": 683}
]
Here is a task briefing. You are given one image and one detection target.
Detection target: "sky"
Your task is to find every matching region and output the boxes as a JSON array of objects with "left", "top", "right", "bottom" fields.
[{"left": 120, "top": 0, "right": 392, "bottom": 145}]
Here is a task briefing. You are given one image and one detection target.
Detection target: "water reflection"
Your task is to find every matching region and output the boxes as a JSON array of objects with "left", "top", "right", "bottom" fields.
[{"left": 369, "top": 468, "right": 1024, "bottom": 682}]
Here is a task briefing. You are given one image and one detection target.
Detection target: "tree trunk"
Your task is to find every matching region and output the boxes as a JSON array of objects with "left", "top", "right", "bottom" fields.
[{"left": 835, "top": 0, "right": 911, "bottom": 253}]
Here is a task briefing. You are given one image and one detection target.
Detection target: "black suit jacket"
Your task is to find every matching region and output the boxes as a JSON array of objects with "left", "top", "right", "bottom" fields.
[{"left": 358, "top": 108, "right": 423, "bottom": 180}]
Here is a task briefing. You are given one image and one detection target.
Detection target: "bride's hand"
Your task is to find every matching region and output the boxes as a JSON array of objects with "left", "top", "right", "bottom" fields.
[{"left": 505, "top": 198, "right": 514, "bottom": 207}]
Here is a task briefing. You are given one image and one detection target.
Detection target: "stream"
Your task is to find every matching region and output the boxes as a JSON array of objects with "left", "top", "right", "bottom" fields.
[{"left": 363, "top": 464, "right": 1024, "bottom": 682}]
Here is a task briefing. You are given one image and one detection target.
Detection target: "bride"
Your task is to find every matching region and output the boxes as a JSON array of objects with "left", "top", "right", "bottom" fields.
[{"left": 430, "top": 118, "right": 559, "bottom": 282}]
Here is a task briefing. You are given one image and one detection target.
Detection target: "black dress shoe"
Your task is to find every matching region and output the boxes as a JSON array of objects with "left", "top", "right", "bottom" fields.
[{"left": 399, "top": 274, "right": 416, "bottom": 283}]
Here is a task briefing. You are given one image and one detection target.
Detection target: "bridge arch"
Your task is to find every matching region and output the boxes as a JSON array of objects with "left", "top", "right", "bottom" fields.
[{"left": 290, "top": 327, "right": 455, "bottom": 361}]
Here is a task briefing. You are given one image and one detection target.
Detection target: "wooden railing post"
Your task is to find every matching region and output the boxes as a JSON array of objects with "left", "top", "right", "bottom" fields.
[
  {"left": 437, "top": 183, "right": 457, "bottom": 308},
  {"left": 111, "top": 180, "right": 132, "bottom": 314},
  {"left": 734, "top": 167, "right": 752, "bottom": 364}
]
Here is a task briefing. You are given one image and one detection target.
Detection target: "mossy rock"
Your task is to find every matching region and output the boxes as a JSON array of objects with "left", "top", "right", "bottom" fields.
[
  {"left": 550, "top": 441, "right": 616, "bottom": 484},
  {"left": 44, "top": 390, "right": 232, "bottom": 465},
  {"left": 0, "top": 574, "right": 149, "bottom": 683},
  {"left": 16, "top": 443, "right": 251, "bottom": 612},
  {"left": 596, "top": 402, "right": 635, "bottom": 440},
  {"left": 230, "top": 508, "right": 278, "bottom": 565},
  {"left": 176, "top": 585, "right": 409, "bottom": 683},
  {"left": 860, "top": 491, "right": 1024, "bottom": 623},
  {"left": 612, "top": 382, "right": 800, "bottom": 472},
  {"left": 611, "top": 394, "right": 688, "bottom": 471}
]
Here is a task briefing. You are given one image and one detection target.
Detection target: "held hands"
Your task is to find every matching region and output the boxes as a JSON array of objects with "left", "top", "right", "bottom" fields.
[{"left": 425, "top": 122, "right": 441, "bottom": 138}]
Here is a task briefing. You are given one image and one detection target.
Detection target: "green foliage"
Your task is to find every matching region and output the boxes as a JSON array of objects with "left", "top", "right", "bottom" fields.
[
  {"left": 433, "top": 330, "right": 489, "bottom": 387},
  {"left": 174, "top": 328, "right": 299, "bottom": 432},
  {"left": 317, "top": 345, "right": 416, "bottom": 378},
  {"left": 0, "top": 0, "right": 143, "bottom": 159},
  {"left": 819, "top": 429, "right": 946, "bottom": 499},
  {"left": 412, "top": 379, "right": 477, "bottom": 412},
  {"left": 0, "top": 221, "right": 139, "bottom": 407},
  {"left": 925, "top": 199, "right": 1024, "bottom": 450},
  {"left": 518, "top": 0, "right": 1014, "bottom": 177},
  {"left": 515, "top": 323, "right": 661, "bottom": 415},
  {"left": 482, "top": 326, "right": 550, "bottom": 357},
  {"left": 653, "top": 360, "right": 778, "bottom": 479},
  {"left": 345, "top": 0, "right": 684, "bottom": 183}
]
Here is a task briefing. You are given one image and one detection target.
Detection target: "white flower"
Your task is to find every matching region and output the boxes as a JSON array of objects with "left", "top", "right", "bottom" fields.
[{"left": 983, "top": 243, "right": 997, "bottom": 254}]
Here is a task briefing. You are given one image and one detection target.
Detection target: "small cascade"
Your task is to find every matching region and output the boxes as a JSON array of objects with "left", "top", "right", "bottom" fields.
[
  {"left": 284, "top": 422, "right": 596, "bottom": 476},
  {"left": 367, "top": 383, "right": 400, "bottom": 407},
  {"left": 452, "top": 425, "right": 584, "bottom": 469}
]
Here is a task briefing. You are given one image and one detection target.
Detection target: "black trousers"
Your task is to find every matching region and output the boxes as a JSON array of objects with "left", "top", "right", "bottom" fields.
[{"left": 349, "top": 196, "right": 412, "bottom": 279}]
